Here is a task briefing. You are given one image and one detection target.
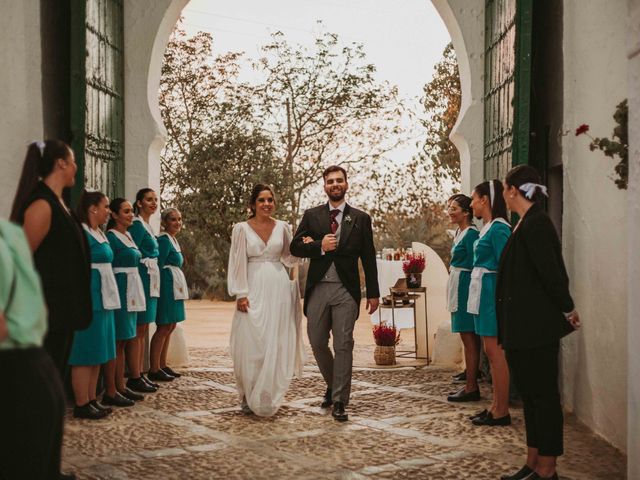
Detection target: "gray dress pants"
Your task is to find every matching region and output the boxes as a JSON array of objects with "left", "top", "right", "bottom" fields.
[{"left": 306, "top": 282, "right": 359, "bottom": 404}]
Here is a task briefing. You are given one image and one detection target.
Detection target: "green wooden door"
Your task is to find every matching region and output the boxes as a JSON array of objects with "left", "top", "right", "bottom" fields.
[
  {"left": 483, "top": 0, "right": 533, "bottom": 180},
  {"left": 70, "top": 0, "right": 124, "bottom": 203}
]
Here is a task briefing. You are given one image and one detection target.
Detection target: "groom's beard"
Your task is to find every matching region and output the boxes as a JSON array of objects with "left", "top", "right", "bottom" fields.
[{"left": 326, "top": 188, "right": 346, "bottom": 202}]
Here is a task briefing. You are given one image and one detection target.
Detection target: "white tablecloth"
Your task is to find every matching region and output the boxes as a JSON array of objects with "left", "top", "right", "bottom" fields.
[{"left": 372, "top": 259, "right": 416, "bottom": 329}]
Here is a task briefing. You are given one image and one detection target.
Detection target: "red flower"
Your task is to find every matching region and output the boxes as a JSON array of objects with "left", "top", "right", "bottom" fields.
[
  {"left": 373, "top": 324, "right": 400, "bottom": 346},
  {"left": 575, "top": 124, "right": 590, "bottom": 136},
  {"left": 402, "top": 254, "right": 426, "bottom": 274}
]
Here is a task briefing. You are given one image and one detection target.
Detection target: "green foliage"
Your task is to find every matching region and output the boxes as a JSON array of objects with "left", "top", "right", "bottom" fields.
[{"left": 588, "top": 99, "right": 628, "bottom": 190}]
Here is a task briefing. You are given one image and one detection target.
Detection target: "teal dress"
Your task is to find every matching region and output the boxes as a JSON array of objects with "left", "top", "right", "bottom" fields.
[
  {"left": 129, "top": 218, "right": 159, "bottom": 325},
  {"left": 450, "top": 226, "right": 480, "bottom": 333},
  {"left": 69, "top": 229, "right": 117, "bottom": 365},
  {"left": 470, "top": 220, "right": 511, "bottom": 336},
  {"left": 156, "top": 234, "right": 186, "bottom": 325},
  {"left": 107, "top": 230, "right": 142, "bottom": 341}
]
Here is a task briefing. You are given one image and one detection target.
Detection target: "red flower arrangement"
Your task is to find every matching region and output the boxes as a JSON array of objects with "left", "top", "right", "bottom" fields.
[
  {"left": 373, "top": 324, "right": 400, "bottom": 346},
  {"left": 402, "top": 253, "right": 426, "bottom": 274}
]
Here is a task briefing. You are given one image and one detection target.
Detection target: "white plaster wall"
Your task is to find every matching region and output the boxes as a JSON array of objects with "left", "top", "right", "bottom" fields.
[
  {"left": 627, "top": 0, "right": 640, "bottom": 475},
  {"left": 0, "top": 1, "right": 43, "bottom": 218},
  {"left": 561, "top": 0, "right": 628, "bottom": 451},
  {"left": 123, "top": 0, "right": 188, "bottom": 221},
  {"left": 431, "top": 0, "right": 484, "bottom": 194}
]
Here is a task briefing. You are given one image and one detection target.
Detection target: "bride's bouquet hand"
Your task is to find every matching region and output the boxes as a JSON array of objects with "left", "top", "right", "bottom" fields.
[{"left": 237, "top": 297, "right": 250, "bottom": 313}]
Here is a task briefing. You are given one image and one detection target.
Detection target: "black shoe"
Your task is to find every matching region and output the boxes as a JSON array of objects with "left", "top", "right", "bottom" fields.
[
  {"left": 102, "top": 392, "right": 135, "bottom": 407},
  {"left": 73, "top": 402, "right": 108, "bottom": 419},
  {"left": 90, "top": 400, "right": 113, "bottom": 414},
  {"left": 452, "top": 370, "right": 467, "bottom": 383},
  {"left": 148, "top": 369, "right": 175, "bottom": 382},
  {"left": 528, "top": 473, "right": 558, "bottom": 480},
  {"left": 162, "top": 366, "right": 182, "bottom": 378},
  {"left": 469, "top": 409, "right": 488, "bottom": 420},
  {"left": 321, "top": 388, "right": 333, "bottom": 408},
  {"left": 447, "top": 387, "right": 480, "bottom": 402},
  {"left": 119, "top": 387, "right": 145, "bottom": 401},
  {"left": 331, "top": 401, "right": 348, "bottom": 422},
  {"left": 127, "top": 377, "right": 157, "bottom": 393},
  {"left": 59, "top": 473, "right": 76, "bottom": 480},
  {"left": 141, "top": 373, "right": 160, "bottom": 389},
  {"left": 471, "top": 412, "right": 511, "bottom": 426},
  {"left": 501, "top": 465, "right": 534, "bottom": 480}
]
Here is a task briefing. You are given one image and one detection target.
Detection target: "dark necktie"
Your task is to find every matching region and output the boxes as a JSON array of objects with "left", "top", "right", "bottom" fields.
[{"left": 330, "top": 209, "right": 340, "bottom": 234}]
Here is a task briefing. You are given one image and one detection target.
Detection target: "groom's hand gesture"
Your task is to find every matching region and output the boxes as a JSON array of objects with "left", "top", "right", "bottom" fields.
[{"left": 321, "top": 234, "right": 337, "bottom": 252}]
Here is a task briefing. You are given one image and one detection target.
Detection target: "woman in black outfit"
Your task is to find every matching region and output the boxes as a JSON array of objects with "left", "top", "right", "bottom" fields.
[
  {"left": 10, "top": 140, "right": 92, "bottom": 379},
  {"left": 497, "top": 165, "right": 581, "bottom": 480}
]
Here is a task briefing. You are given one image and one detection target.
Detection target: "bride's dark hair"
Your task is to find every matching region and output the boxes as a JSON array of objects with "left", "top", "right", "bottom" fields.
[{"left": 248, "top": 184, "right": 276, "bottom": 218}]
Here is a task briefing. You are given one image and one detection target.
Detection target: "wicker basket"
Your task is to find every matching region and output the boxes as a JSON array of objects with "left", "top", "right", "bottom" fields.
[{"left": 374, "top": 345, "right": 396, "bottom": 365}]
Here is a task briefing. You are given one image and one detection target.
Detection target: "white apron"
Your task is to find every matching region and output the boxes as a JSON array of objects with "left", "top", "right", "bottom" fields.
[
  {"left": 108, "top": 229, "right": 147, "bottom": 312},
  {"left": 446, "top": 226, "right": 477, "bottom": 313},
  {"left": 159, "top": 232, "right": 189, "bottom": 300},
  {"left": 134, "top": 217, "right": 161, "bottom": 297},
  {"left": 82, "top": 224, "right": 121, "bottom": 310},
  {"left": 466, "top": 219, "right": 510, "bottom": 315}
]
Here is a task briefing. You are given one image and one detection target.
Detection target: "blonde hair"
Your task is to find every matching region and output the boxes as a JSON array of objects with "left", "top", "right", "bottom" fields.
[{"left": 160, "top": 207, "right": 181, "bottom": 230}]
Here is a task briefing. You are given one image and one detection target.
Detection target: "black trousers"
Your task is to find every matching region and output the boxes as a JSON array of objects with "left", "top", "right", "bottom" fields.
[
  {"left": 506, "top": 342, "right": 564, "bottom": 457},
  {"left": 0, "top": 348, "right": 65, "bottom": 480},
  {"left": 43, "top": 329, "right": 74, "bottom": 380}
]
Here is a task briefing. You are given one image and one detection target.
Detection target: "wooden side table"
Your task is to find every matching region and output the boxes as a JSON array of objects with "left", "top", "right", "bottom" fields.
[{"left": 387, "top": 286, "right": 429, "bottom": 364}]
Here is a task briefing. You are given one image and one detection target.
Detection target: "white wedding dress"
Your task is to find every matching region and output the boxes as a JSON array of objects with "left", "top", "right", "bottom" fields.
[{"left": 227, "top": 220, "right": 306, "bottom": 416}]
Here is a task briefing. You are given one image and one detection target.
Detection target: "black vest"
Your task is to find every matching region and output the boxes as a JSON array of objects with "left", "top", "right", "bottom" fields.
[{"left": 21, "top": 182, "right": 92, "bottom": 332}]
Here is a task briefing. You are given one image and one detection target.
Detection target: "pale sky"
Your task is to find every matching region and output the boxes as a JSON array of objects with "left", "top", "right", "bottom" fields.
[
  {"left": 182, "top": 0, "right": 451, "bottom": 103},
  {"left": 180, "top": 0, "right": 452, "bottom": 196}
]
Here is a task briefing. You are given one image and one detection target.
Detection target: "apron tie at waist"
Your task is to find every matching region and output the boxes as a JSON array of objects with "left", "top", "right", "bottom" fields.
[
  {"left": 140, "top": 257, "right": 160, "bottom": 297},
  {"left": 113, "top": 267, "right": 147, "bottom": 312}
]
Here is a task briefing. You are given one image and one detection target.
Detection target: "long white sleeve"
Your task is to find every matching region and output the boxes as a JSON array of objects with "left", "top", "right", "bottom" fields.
[
  {"left": 228, "top": 223, "right": 250, "bottom": 298},
  {"left": 280, "top": 221, "right": 299, "bottom": 268}
]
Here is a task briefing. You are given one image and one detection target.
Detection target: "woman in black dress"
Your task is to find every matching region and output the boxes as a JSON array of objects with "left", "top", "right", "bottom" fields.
[
  {"left": 10, "top": 140, "right": 92, "bottom": 379},
  {"left": 497, "top": 165, "right": 581, "bottom": 480}
]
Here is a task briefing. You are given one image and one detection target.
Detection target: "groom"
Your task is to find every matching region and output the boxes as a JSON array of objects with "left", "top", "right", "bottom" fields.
[{"left": 291, "top": 165, "right": 380, "bottom": 422}]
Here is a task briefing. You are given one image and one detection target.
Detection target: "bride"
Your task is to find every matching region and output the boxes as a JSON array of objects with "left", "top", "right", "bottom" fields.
[{"left": 227, "top": 184, "right": 306, "bottom": 416}]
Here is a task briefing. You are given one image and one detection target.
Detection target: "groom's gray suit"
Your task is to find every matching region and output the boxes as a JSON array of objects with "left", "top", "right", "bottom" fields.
[{"left": 290, "top": 202, "right": 379, "bottom": 405}]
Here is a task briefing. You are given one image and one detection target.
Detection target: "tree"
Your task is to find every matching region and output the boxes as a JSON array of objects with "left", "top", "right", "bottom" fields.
[
  {"left": 419, "top": 42, "right": 461, "bottom": 184},
  {"left": 253, "top": 28, "right": 407, "bottom": 223}
]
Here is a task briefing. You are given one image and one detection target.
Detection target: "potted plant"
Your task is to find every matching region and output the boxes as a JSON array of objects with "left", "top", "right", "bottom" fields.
[
  {"left": 402, "top": 253, "right": 426, "bottom": 288},
  {"left": 373, "top": 324, "right": 400, "bottom": 365}
]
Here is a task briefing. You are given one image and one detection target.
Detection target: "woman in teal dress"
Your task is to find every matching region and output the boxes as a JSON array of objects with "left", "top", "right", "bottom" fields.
[
  {"left": 69, "top": 191, "right": 118, "bottom": 419},
  {"left": 128, "top": 188, "right": 163, "bottom": 383},
  {"left": 151, "top": 208, "right": 188, "bottom": 379},
  {"left": 467, "top": 179, "right": 512, "bottom": 426},
  {"left": 104, "top": 198, "right": 155, "bottom": 406},
  {"left": 445, "top": 194, "right": 481, "bottom": 403}
]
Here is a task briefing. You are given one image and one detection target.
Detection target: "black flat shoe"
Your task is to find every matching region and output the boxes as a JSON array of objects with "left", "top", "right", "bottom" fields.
[
  {"left": 452, "top": 370, "right": 466, "bottom": 383},
  {"left": 127, "top": 377, "right": 157, "bottom": 393},
  {"left": 90, "top": 400, "right": 113, "bottom": 414},
  {"left": 528, "top": 473, "right": 558, "bottom": 480},
  {"left": 332, "top": 401, "right": 348, "bottom": 422},
  {"left": 472, "top": 412, "right": 511, "bottom": 426},
  {"left": 103, "top": 392, "right": 135, "bottom": 407},
  {"left": 119, "top": 387, "right": 145, "bottom": 401},
  {"left": 447, "top": 387, "right": 480, "bottom": 402},
  {"left": 141, "top": 374, "right": 160, "bottom": 389},
  {"left": 501, "top": 465, "right": 534, "bottom": 480},
  {"left": 73, "top": 402, "right": 108, "bottom": 419},
  {"left": 321, "top": 388, "right": 333, "bottom": 408},
  {"left": 162, "top": 366, "right": 182, "bottom": 378},
  {"left": 148, "top": 369, "right": 175, "bottom": 382},
  {"left": 469, "top": 409, "right": 488, "bottom": 420}
]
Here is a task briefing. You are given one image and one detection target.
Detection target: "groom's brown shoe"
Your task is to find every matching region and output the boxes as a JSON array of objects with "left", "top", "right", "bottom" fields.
[
  {"left": 321, "top": 388, "right": 333, "bottom": 408},
  {"left": 332, "top": 401, "right": 348, "bottom": 422}
]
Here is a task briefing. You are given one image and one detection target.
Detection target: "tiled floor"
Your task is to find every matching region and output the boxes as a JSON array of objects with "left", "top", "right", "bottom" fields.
[{"left": 62, "top": 346, "right": 626, "bottom": 479}]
